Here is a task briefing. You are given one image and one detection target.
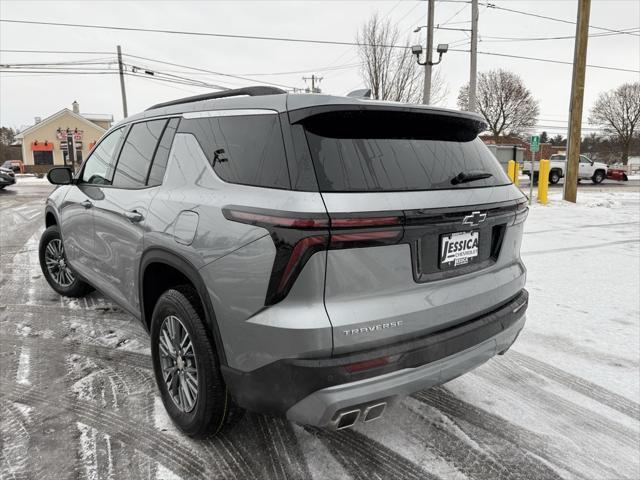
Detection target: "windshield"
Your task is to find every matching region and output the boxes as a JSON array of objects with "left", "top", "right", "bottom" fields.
[{"left": 302, "top": 110, "right": 511, "bottom": 192}]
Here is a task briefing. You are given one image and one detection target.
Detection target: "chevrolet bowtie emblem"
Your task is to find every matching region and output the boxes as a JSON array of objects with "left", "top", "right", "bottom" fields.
[{"left": 462, "top": 211, "right": 487, "bottom": 227}]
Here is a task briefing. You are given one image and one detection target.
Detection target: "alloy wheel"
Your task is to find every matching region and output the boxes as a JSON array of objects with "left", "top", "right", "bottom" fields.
[
  {"left": 44, "top": 238, "right": 75, "bottom": 287},
  {"left": 159, "top": 315, "right": 199, "bottom": 412}
]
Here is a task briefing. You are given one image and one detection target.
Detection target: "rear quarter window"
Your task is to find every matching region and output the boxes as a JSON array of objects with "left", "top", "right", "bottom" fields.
[
  {"left": 179, "top": 113, "right": 290, "bottom": 189},
  {"left": 302, "top": 110, "right": 511, "bottom": 192}
]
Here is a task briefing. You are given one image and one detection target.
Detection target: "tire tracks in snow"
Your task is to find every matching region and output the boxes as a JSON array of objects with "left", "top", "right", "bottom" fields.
[
  {"left": 2, "top": 382, "right": 214, "bottom": 480},
  {"left": 507, "top": 350, "right": 640, "bottom": 421},
  {"left": 414, "top": 387, "right": 580, "bottom": 480},
  {"left": 0, "top": 402, "right": 34, "bottom": 480},
  {"left": 399, "top": 396, "right": 553, "bottom": 480},
  {"left": 485, "top": 359, "right": 639, "bottom": 450},
  {"left": 470, "top": 361, "right": 639, "bottom": 478},
  {"left": 219, "top": 415, "right": 312, "bottom": 480},
  {"left": 307, "top": 427, "right": 435, "bottom": 480},
  {"left": 0, "top": 333, "right": 151, "bottom": 370}
]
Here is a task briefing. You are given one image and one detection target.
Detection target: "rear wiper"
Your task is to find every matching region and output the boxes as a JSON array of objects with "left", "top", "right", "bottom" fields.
[{"left": 451, "top": 171, "right": 493, "bottom": 185}]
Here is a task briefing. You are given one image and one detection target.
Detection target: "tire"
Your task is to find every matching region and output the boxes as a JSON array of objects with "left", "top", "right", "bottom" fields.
[
  {"left": 39, "top": 225, "right": 92, "bottom": 297},
  {"left": 592, "top": 170, "right": 605, "bottom": 184},
  {"left": 150, "top": 286, "right": 244, "bottom": 437},
  {"left": 549, "top": 170, "right": 561, "bottom": 184}
]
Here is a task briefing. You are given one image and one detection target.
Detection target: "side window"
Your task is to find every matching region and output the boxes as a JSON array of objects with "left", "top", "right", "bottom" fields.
[
  {"left": 112, "top": 119, "right": 167, "bottom": 189},
  {"left": 179, "top": 114, "right": 290, "bottom": 189},
  {"left": 81, "top": 127, "right": 125, "bottom": 185},
  {"left": 147, "top": 118, "right": 180, "bottom": 187}
]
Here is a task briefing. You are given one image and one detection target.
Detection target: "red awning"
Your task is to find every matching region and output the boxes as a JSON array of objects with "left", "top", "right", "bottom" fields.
[{"left": 31, "top": 141, "right": 54, "bottom": 151}]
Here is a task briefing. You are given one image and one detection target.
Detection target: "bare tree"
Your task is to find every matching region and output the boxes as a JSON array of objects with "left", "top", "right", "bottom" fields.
[
  {"left": 356, "top": 14, "right": 448, "bottom": 105},
  {"left": 458, "top": 69, "right": 539, "bottom": 142},
  {"left": 589, "top": 82, "right": 640, "bottom": 164}
]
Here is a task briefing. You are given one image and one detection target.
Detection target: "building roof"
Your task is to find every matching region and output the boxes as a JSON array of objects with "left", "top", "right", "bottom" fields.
[
  {"left": 15, "top": 108, "right": 109, "bottom": 140},
  {"left": 81, "top": 113, "right": 114, "bottom": 122}
]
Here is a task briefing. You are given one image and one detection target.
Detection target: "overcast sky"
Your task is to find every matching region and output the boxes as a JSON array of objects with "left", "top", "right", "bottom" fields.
[{"left": 1, "top": 0, "right": 638, "bottom": 137}]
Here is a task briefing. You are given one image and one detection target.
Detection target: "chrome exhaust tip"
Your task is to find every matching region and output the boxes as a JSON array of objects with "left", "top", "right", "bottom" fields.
[
  {"left": 363, "top": 402, "right": 386, "bottom": 423},
  {"left": 335, "top": 409, "right": 361, "bottom": 430}
]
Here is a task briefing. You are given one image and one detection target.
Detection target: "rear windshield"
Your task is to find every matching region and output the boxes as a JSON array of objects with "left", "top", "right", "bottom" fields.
[{"left": 302, "top": 110, "right": 510, "bottom": 192}]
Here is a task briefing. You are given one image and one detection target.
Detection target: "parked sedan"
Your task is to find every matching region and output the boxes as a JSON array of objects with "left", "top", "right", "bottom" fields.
[
  {"left": 607, "top": 167, "right": 628, "bottom": 181},
  {"left": 0, "top": 166, "right": 16, "bottom": 189}
]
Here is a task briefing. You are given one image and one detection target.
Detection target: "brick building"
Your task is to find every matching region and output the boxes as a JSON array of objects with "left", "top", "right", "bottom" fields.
[{"left": 479, "top": 135, "right": 565, "bottom": 161}]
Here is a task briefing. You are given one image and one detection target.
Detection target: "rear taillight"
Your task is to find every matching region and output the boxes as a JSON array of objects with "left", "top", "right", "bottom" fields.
[
  {"left": 223, "top": 207, "right": 404, "bottom": 305},
  {"left": 331, "top": 216, "right": 401, "bottom": 228},
  {"left": 224, "top": 209, "right": 329, "bottom": 229},
  {"left": 512, "top": 198, "right": 529, "bottom": 225}
]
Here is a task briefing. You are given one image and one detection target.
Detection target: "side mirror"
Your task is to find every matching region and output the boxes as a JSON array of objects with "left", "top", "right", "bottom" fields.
[{"left": 47, "top": 167, "right": 74, "bottom": 185}]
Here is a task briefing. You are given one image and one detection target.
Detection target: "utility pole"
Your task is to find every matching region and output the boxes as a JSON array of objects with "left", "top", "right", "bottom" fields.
[
  {"left": 117, "top": 45, "right": 128, "bottom": 118},
  {"left": 563, "top": 0, "right": 591, "bottom": 203},
  {"left": 302, "top": 74, "right": 323, "bottom": 93},
  {"left": 469, "top": 0, "right": 479, "bottom": 112},
  {"left": 422, "top": 0, "right": 435, "bottom": 104}
]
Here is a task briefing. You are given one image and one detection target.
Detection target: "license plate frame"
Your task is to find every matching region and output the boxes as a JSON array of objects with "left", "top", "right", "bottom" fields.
[{"left": 439, "top": 230, "right": 480, "bottom": 270}]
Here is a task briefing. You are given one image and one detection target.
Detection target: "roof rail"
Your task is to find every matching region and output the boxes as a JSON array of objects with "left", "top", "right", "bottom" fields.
[{"left": 146, "top": 86, "right": 287, "bottom": 111}]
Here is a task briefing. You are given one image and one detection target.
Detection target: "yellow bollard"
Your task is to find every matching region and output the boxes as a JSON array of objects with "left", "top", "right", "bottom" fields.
[
  {"left": 514, "top": 163, "right": 520, "bottom": 187},
  {"left": 538, "top": 159, "right": 550, "bottom": 204},
  {"left": 507, "top": 160, "right": 516, "bottom": 184}
]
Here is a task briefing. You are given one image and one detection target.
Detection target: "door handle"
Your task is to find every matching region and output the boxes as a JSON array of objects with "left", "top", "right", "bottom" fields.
[
  {"left": 124, "top": 210, "right": 144, "bottom": 223},
  {"left": 81, "top": 200, "right": 93, "bottom": 209}
]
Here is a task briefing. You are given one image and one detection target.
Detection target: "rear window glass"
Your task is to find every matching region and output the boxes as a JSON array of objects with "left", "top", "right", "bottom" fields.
[
  {"left": 179, "top": 114, "right": 290, "bottom": 189},
  {"left": 303, "top": 110, "right": 510, "bottom": 192},
  {"left": 113, "top": 119, "right": 167, "bottom": 188}
]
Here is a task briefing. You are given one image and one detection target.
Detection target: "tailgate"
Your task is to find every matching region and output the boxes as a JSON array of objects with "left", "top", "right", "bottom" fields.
[
  {"left": 295, "top": 107, "right": 527, "bottom": 354},
  {"left": 321, "top": 188, "right": 526, "bottom": 354}
]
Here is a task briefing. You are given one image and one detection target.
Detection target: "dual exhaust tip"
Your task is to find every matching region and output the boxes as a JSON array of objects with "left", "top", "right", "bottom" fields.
[{"left": 334, "top": 402, "right": 387, "bottom": 430}]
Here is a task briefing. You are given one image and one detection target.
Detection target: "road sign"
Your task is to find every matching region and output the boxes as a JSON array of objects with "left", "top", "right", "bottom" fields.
[{"left": 530, "top": 135, "right": 540, "bottom": 153}]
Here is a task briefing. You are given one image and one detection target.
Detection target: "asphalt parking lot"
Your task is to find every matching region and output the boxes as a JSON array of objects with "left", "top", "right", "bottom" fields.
[{"left": 1, "top": 179, "right": 639, "bottom": 480}]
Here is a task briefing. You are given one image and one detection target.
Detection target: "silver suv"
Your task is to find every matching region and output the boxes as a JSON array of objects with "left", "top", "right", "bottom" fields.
[{"left": 40, "top": 87, "right": 528, "bottom": 436}]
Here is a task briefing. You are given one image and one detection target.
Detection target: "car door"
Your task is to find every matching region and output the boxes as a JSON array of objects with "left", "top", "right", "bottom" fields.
[
  {"left": 578, "top": 155, "right": 592, "bottom": 179},
  {"left": 60, "top": 127, "right": 126, "bottom": 280},
  {"left": 89, "top": 118, "right": 175, "bottom": 314}
]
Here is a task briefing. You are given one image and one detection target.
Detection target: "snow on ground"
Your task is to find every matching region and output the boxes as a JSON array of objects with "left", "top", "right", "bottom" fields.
[
  {"left": 1, "top": 183, "right": 639, "bottom": 480},
  {"left": 520, "top": 189, "right": 640, "bottom": 401}
]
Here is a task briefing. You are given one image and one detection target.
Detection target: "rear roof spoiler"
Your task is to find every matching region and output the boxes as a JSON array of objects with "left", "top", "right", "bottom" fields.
[{"left": 146, "top": 86, "right": 287, "bottom": 111}]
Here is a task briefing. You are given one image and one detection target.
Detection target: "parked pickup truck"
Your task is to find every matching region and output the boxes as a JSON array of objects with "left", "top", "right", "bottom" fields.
[{"left": 522, "top": 154, "right": 608, "bottom": 184}]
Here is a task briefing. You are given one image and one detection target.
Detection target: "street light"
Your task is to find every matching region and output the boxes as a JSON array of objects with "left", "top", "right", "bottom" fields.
[{"left": 411, "top": 43, "right": 449, "bottom": 66}]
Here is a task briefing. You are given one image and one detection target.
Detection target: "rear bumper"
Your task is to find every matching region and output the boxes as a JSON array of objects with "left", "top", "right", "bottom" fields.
[
  {"left": 222, "top": 289, "right": 528, "bottom": 426},
  {"left": 287, "top": 311, "right": 525, "bottom": 428}
]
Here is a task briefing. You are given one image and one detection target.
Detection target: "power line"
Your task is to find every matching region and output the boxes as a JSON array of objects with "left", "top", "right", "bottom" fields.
[
  {"left": 448, "top": 48, "right": 640, "bottom": 73},
  {"left": 1, "top": 18, "right": 637, "bottom": 75},
  {"left": 0, "top": 48, "right": 113, "bottom": 55},
  {"left": 0, "top": 18, "right": 406, "bottom": 49},
  {"left": 0, "top": 70, "right": 118, "bottom": 75},
  {"left": 480, "top": 27, "right": 640, "bottom": 42},
  {"left": 125, "top": 64, "right": 229, "bottom": 90},
  {"left": 122, "top": 53, "right": 298, "bottom": 89},
  {"left": 482, "top": 2, "right": 640, "bottom": 37},
  {"left": 440, "top": 2, "right": 469, "bottom": 27}
]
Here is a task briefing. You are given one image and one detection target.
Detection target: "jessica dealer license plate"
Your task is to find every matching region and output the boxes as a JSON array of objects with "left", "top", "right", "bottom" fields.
[{"left": 439, "top": 230, "right": 479, "bottom": 269}]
